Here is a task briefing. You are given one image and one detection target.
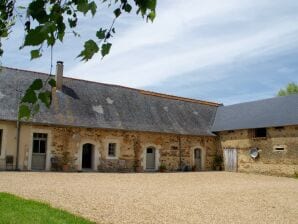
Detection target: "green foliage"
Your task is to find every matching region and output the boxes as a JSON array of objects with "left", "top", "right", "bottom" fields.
[
  {"left": 1, "top": 0, "right": 157, "bottom": 119},
  {"left": 0, "top": 0, "right": 157, "bottom": 61},
  {"left": 78, "top": 39, "right": 99, "bottom": 61},
  {"left": 277, "top": 82, "right": 298, "bottom": 96},
  {"left": 19, "top": 78, "right": 56, "bottom": 120},
  {"left": 0, "top": 192, "right": 94, "bottom": 224},
  {"left": 159, "top": 163, "right": 167, "bottom": 171}
]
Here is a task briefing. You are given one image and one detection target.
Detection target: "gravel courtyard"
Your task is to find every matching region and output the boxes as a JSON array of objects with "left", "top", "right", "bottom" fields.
[{"left": 0, "top": 172, "right": 297, "bottom": 224}]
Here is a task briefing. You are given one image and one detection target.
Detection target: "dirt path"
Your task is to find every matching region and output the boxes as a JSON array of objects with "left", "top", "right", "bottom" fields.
[{"left": 0, "top": 172, "right": 297, "bottom": 224}]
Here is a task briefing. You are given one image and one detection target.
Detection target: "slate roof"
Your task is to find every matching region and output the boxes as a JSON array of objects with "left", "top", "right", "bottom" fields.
[
  {"left": 211, "top": 94, "right": 298, "bottom": 132},
  {"left": 0, "top": 67, "right": 220, "bottom": 136}
]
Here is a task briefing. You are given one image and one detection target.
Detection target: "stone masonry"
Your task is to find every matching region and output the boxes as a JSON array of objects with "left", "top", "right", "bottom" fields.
[{"left": 218, "top": 125, "right": 298, "bottom": 176}]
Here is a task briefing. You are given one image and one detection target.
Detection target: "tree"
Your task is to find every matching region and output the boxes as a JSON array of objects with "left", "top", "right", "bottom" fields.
[
  {"left": 277, "top": 82, "right": 298, "bottom": 96},
  {"left": 0, "top": 0, "right": 157, "bottom": 119}
]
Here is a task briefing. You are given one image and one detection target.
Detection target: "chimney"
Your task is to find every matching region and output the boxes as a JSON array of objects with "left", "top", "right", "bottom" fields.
[{"left": 55, "top": 61, "right": 63, "bottom": 91}]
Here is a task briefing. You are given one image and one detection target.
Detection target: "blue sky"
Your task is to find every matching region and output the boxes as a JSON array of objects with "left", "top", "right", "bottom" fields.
[{"left": 2, "top": 0, "right": 298, "bottom": 105}]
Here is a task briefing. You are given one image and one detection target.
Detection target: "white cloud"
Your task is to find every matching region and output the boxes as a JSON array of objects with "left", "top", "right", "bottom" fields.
[{"left": 67, "top": 0, "right": 298, "bottom": 88}]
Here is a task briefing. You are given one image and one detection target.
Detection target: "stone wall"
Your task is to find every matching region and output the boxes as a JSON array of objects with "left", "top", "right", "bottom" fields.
[
  {"left": 218, "top": 125, "right": 298, "bottom": 176},
  {"left": 0, "top": 121, "right": 217, "bottom": 172}
]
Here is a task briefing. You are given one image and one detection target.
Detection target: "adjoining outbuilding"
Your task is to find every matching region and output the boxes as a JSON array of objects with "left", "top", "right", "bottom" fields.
[{"left": 212, "top": 94, "right": 298, "bottom": 176}]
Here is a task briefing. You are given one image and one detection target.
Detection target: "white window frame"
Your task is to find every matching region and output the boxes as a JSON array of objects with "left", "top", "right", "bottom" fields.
[
  {"left": 108, "top": 143, "right": 117, "bottom": 158},
  {"left": 273, "top": 145, "right": 287, "bottom": 152},
  {"left": 103, "top": 138, "right": 122, "bottom": 159}
]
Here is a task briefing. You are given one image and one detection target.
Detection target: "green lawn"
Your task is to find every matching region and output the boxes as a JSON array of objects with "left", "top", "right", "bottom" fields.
[{"left": 0, "top": 193, "right": 94, "bottom": 224}]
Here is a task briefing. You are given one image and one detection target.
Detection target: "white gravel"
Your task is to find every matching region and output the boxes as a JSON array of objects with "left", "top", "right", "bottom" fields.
[{"left": 0, "top": 172, "right": 297, "bottom": 224}]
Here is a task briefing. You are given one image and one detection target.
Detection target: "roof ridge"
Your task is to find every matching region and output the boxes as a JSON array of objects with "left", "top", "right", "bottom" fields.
[
  {"left": 223, "top": 94, "right": 298, "bottom": 108},
  {"left": 1, "top": 66, "right": 221, "bottom": 107}
]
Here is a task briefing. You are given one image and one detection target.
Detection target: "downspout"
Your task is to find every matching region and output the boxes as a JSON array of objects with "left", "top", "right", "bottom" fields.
[
  {"left": 178, "top": 135, "right": 182, "bottom": 171},
  {"left": 15, "top": 118, "right": 20, "bottom": 171},
  {"left": 15, "top": 88, "right": 22, "bottom": 171}
]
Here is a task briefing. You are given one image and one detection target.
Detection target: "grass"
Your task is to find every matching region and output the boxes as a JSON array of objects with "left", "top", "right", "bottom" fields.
[{"left": 0, "top": 192, "right": 94, "bottom": 224}]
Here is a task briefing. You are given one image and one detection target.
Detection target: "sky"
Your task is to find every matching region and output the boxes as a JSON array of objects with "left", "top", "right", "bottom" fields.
[{"left": 2, "top": 0, "right": 298, "bottom": 105}]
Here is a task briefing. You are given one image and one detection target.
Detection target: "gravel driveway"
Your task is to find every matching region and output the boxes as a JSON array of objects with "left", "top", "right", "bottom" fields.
[{"left": 0, "top": 172, "right": 297, "bottom": 224}]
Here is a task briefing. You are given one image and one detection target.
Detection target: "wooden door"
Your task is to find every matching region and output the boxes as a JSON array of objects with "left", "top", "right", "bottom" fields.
[
  {"left": 224, "top": 149, "right": 237, "bottom": 172},
  {"left": 31, "top": 133, "right": 47, "bottom": 170},
  {"left": 82, "top": 144, "right": 93, "bottom": 169},
  {"left": 194, "top": 148, "right": 202, "bottom": 171},
  {"left": 146, "top": 147, "right": 156, "bottom": 170}
]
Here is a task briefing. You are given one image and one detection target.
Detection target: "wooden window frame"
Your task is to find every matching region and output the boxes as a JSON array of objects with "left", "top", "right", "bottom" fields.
[
  {"left": 108, "top": 143, "right": 117, "bottom": 157},
  {"left": 32, "top": 133, "right": 48, "bottom": 154}
]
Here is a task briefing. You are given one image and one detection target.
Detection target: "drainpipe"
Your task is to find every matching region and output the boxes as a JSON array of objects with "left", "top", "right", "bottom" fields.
[
  {"left": 178, "top": 135, "right": 182, "bottom": 171},
  {"left": 15, "top": 119, "right": 20, "bottom": 171},
  {"left": 15, "top": 88, "right": 22, "bottom": 171}
]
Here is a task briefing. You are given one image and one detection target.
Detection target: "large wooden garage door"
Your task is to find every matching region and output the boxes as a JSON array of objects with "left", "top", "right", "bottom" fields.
[{"left": 224, "top": 149, "right": 237, "bottom": 172}]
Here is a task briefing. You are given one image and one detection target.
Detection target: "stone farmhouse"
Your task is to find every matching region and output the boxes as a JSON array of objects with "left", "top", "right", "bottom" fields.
[{"left": 0, "top": 63, "right": 297, "bottom": 176}]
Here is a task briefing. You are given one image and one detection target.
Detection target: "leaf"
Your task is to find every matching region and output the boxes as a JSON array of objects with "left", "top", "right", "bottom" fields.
[
  {"left": 124, "top": 4, "right": 132, "bottom": 13},
  {"left": 30, "top": 79, "right": 43, "bottom": 90},
  {"left": 24, "top": 26, "right": 47, "bottom": 46},
  {"left": 22, "top": 89, "right": 38, "bottom": 104},
  {"left": 147, "top": 0, "right": 157, "bottom": 10},
  {"left": 114, "top": 8, "right": 121, "bottom": 17},
  {"left": 30, "top": 49, "right": 42, "bottom": 60},
  {"left": 38, "top": 91, "right": 52, "bottom": 108},
  {"left": 48, "top": 79, "right": 56, "bottom": 88},
  {"left": 25, "top": 21, "right": 30, "bottom": 31},
  {"left": 32, "top": 103, "right": 40, "bottom": 115},
  {"left": 27, "top": 0, "right": 48, "bottom": 23},
  {"left": 147, "top": 11, "right": 156, "bottom": 22},
  {"left": 89, "top": 1, "right": 97, "bottom": 16},
  {"left": 68, "top": 18, "right": 77, "bottom": 28},
  {"left": 18, "top": 104, "right": 31, "bottom": 120},
  {"left": 101, "top": 43, "right": 112, "bottom": 57},
  {"left": 77, "top": 0, "right": 89, "bottom": 14},
  {"left": 78, "top": 39, "right": 99, "bottom": 61},
  {"left": 96, "top": 28, "right": 106, "bottom": 39}
]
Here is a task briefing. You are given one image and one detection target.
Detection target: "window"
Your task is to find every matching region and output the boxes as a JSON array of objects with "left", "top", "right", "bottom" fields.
[
  {"left": 0, "top": 129, "right": 2, "bottom": 156},
  {"left": 33, "top": 133, "right": 47, "bottom": 154},
  {"left": 108, "top": 143, "right": 116, "bottom": 157},
  {"left": 171, "top": 146, "right": 178, "bottom": 151},
  {"left": 254, "top": 128, "right": 267, "bottom": 138},
  {"left": 274, "top": 145, "right": 286, "bottom": 151}
]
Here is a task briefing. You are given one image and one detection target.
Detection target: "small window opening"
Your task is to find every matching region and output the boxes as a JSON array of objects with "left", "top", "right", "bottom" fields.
[
  {"left": 171, "top": 146, "right": 178, "bottom": 151},
  {"left": 147, "top": 148, "right": 153, "bottom": 153},
  {"left": 254, "top": 128, "right": 267, "bottom": 138},
  {"left": 275, "top": 147, "right": 285, "bottom": 151},
  {"left": 108, "top": 143, "right": 116, "bottom": 157},
  {"left": 275, "top": 126, "right": 284, "bottom": 130}
]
